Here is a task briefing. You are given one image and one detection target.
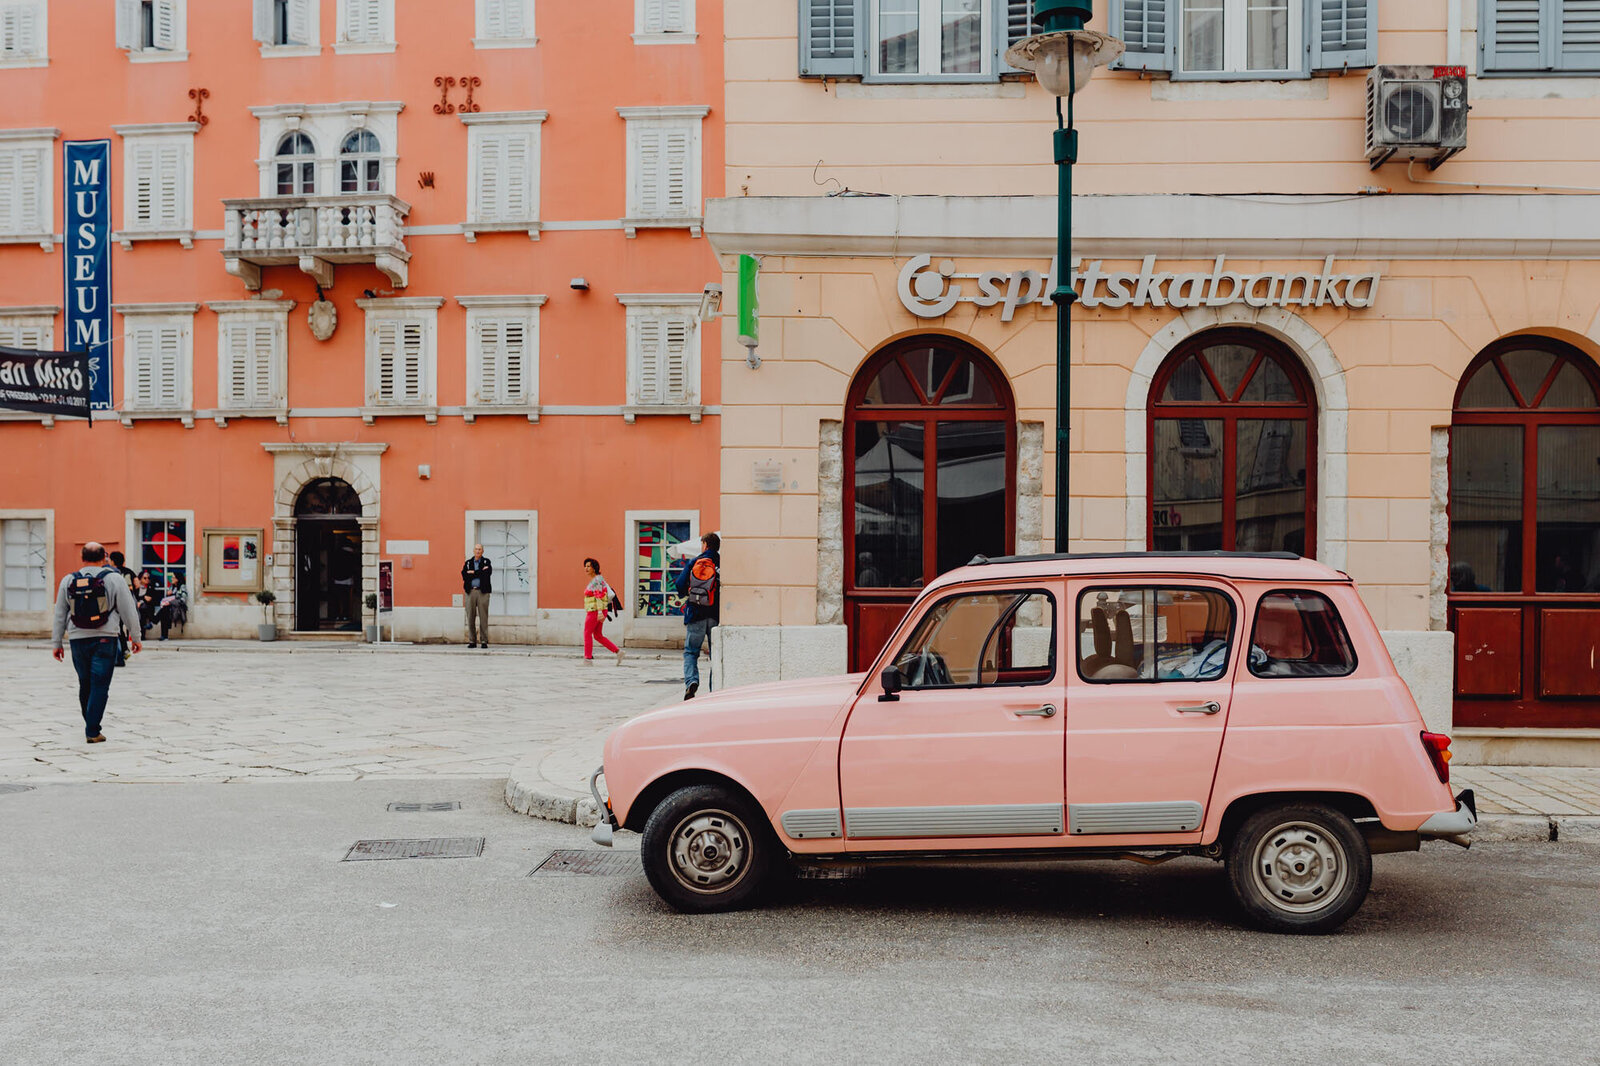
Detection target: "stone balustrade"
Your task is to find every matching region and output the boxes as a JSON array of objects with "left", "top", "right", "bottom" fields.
[{"left": 221, "top": 194, "right": 412, "bottom": 290}]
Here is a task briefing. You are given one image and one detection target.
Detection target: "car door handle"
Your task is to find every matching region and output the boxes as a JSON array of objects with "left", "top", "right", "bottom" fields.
[
  {"left": 1014, "top": 705, "right": 1057, "bottom": 718},
  {"left": 1176, "top": 701, "right": 1222, "bottom": 715}
]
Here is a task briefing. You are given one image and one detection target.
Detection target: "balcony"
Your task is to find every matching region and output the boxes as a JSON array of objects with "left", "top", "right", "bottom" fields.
[{"left": 222, "top": 195, "right": 411, "bottom": 290}]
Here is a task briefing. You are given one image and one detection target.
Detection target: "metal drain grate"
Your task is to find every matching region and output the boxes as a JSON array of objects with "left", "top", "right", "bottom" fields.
[
  {"left": 387, "top": 801, "right": 462, "bottom": 812},
  {"left": 0, "top": 784, "right": 35, "bottom": 795},
  {"left": 343, "top": 837, "right": 485, "bottom": 861},
  {"left": 528, "top": 849, "right": 638, "bottom": 876}
]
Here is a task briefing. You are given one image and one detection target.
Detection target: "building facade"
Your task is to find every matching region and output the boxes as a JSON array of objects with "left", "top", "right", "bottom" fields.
[
  {"left": 707, "top": 0, "right": 1600, "bottom": 763},
  {"left": 0, "top": 0, "right": 723, "bottom": 644}
]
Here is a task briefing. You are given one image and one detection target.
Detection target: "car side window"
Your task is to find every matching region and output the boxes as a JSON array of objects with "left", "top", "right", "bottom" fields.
[
  {"left": 1077, "top": 586, "right": 1235, "bottom": 683},
  {"left": 893, "top": 590, "right": 1055, "bottom": 690},
  {"left": 1249, "top": 590, "right": 1358, "bottom": 678}
]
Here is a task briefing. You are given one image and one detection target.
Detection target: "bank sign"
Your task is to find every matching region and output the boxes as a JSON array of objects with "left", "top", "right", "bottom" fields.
[
  {"left": 63, "top": 140, "right": 113, "bottom": 410},
  {"left": 899, "top": 254, "right": 1381, "bottom": 321}
]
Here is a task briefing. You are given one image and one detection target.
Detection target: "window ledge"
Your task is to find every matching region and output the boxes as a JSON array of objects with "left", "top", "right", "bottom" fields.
[
  {"left": 115, "top": 229, "right": 196, "bottom": 250},
  {"left": 472, "top": 36, "right": 538, "bottom": 49},
  {"left": 333, "top": 41, "right": 396, "bottom": 55},
  {"left": 126, "top": 49, "right": 190, "bottom": 63},
  {"left": 0, "top": 411, "right": 56, "bottom": 427},
  {"left": 213, "top": 407, "right": 289, "bottom": 428},
  {"left": 259, "top": 44, "right": 321, "bottom": 58},
  {"left": 0, "top": 233, "right": 56, "bottom": 251},
  {"left": 632, "top": 32, "right": 697, "bottom": 46},
  {"left": 622, "top": 216, "right": 703, "bottom": 239},
  {"left": 622, "top": 404, "right": 703, "bottom": 424},
  {"left": 119, "top": 408, "right": 196, "bottom": 429},
  {"left": 462, "top": 219, "right": 541, "bottom": 242},
  {"left": 0, "top": 56, "right": 48, "bottom": 69},
  {"left": 361, "top": 404, "right": 439, "bottom": 425},
  {"left": 462, "top": 403, "right": 540, "bottom": 424}
]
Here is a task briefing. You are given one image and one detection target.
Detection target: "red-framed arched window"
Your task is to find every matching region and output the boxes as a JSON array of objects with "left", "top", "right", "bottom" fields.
[{"left": 1148, "top": 329, "right": 1318, "bottom": 557}]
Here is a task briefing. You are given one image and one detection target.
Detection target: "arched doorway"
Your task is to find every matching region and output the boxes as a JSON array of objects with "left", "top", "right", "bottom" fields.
[
  {"left": 1147, "top": 329, "right": 1318, "bottom": 557},
  {"left": 1448, "top": 338, "right": 1600, "bottom": 727},
  {"left": 295, "top": 477, "right": 363, "bottom": 631},
  {"left": 844, "top": 335, "right": 1015, "bottom": 670}
]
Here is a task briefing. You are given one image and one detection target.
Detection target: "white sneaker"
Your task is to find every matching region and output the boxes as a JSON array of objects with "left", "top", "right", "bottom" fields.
[{"left": 615, "top": 648, "right": 626, "bottom": 665}]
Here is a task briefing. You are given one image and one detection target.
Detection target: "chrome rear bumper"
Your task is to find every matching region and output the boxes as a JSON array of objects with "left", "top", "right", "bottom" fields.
[
  {"left": 1419, "top": 788, "right": 1477, "bottom": 843},
  {"left": 589, "top": 765, "right": 617, "bottom": 847}
]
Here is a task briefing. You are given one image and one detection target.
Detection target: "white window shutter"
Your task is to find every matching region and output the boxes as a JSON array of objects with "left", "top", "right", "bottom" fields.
[
  {"left": 132, "top": 143, "right": 156, "bottom": 224},
  {"left": 635, "top": 315, "right": 663, "bottom": 403},
  {"left": 483, "top": 0, "right": 505, "bottom": 37},
  {"left": 116, "top": 0, "right": 139, "bottom": 48},
  {"left": 157, "top": 142, "right": 185, "bottom": 226},
  {"left": 153, "top": 0, "right": 179, "bottom": 49},
  {"left": 663, "top": 127, "right": 690, "bottom": 215},
  {"left": 252, "top": 322, "right": 276, "bottom": 404},
  {"left": 18, "top": 149, "right": 41, "bottom": 233},
  {"left": 501, "top": 0, "right": 526, "bottom": 36},
  {"left": 503, "top": 131, "right": 531, "bottom": 220},
  {"left": 663, "top": 317, "right": 689, "bottom": 403},
  {"left": 642, "top": 0, "right": 664, "bottom": 33},
  {"left": 287, "top": 0, "right": 313, "bottom": 44},
  {"left": 476, "top": 318, "right": 501, "bottom": 402},
  {"left": 400, "top": 321, "right": 424, "bottom": 402},
  {"left": 252, "top": 0, "right": 275, "bottom": 42},
  {"left": 222, "top": 322, "right": 249, "bottom": 406},
  {"left": 0, "top": 152, "right": 13, "bottom": 231},
  {"left": 475, "top": 132, "right": 502, "bottom": 221},
  {"left": 634, "top": 128, "right": 662, "bottom": 217},
  {"left": 4, "top": 4, "right": 40, "bottom": 56},
  {"left": 502, "top": 317, "right": 526, "bottom": 401},
  {"left": 156, "top": 326, "right": 182, "bottom": 405},
  {"left": 1557, "top": 0, "right": 1600, "bottom": 71},
  {"left": 664, "top": 0, "right": 689, "bottom": 31},
  {"left": 374, "top": 320, "right": 397, "bottom": 401},
  {"left": 132, "top": 328, "right": 154, "bottom": 405}
]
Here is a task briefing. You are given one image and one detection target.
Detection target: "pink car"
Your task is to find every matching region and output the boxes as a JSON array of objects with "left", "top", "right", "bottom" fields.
[{"left": 590, "top": 552, "right": 1476, "bottom": 933}]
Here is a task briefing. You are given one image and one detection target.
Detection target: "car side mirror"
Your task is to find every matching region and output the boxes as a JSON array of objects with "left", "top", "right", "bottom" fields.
[{"left": 879, "top": 665, "right": 903, "bottom": 702}]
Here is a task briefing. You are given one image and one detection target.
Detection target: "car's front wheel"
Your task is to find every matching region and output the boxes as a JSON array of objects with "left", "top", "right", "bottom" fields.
[
  {"left": 1226, "top": 803, "right": 1372, "bottom": 934},
  {"left": 640, "top": 785, "right": 773, "bottom": 913}
]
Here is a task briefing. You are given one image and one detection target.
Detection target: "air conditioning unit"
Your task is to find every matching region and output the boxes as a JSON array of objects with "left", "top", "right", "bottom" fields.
[{"left": 1365, "top": 65, "right": 1467, "bottom": 171}]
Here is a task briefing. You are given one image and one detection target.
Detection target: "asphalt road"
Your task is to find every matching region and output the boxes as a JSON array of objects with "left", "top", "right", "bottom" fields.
[{"left": 3, "top": 780, "right": 1597, "bottom": 1066}]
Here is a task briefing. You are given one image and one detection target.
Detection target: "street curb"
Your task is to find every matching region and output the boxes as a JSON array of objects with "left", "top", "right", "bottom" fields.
[{"left": 501, "top": 758, "right": 1600, "bottom": 844}]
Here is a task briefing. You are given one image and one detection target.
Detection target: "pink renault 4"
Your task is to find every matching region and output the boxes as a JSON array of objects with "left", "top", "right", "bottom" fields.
[{"left": 590, "top": 552, "right": 1476, "bottom": 933}]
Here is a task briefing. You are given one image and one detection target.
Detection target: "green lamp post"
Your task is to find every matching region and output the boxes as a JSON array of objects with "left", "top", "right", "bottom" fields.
[{"left": 1005, "top": 0, "right": 1123, "bottom": 553}]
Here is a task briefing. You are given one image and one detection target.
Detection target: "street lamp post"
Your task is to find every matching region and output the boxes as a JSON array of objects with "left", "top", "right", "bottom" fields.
[{"left": 1005, "top": 1, "right": 1123, "bottom": 553}]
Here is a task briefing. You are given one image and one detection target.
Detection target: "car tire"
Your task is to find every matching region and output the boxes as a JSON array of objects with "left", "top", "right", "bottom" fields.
[
  {"left": 640, "top": 784, "right": 774, "bottom": 914},
  {"left": 1225, "top": 803, "right": 1372, "bottom": 934}
]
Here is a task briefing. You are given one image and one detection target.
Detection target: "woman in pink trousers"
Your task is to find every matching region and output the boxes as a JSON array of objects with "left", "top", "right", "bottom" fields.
[{"left": 581, "top": 558, "right": 624, "bottom": 664}]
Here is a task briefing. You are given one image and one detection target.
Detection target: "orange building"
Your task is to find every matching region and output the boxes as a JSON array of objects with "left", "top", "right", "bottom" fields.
[{"left": 0, "top": 0, "right": 722, "bottom": 644}]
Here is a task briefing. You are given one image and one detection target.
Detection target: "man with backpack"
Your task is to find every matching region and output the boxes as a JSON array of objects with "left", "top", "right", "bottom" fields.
[
  {"left": 672, "top": 532, "right": 719, "bottom": 701},
  {"left": 51, "top": 542, "right": 141, "bottom": 743}
]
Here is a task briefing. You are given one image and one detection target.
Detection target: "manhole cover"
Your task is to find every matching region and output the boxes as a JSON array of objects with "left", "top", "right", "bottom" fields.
[
  {"left": 387, "top": 801, "right": 462, "bottom": 812},
  {"left": 343, "top": 837, "right": 484, "bottom": 861},
  {"left": 528, "top": 850, "right": 638, "bottom": 876},
  {"left": 0, "top": 784, "right": 35, "bottom": 795}
]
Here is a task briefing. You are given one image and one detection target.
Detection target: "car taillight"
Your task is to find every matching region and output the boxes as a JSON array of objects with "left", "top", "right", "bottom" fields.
[{"left": 1420, "top": 731, "right": 1451, "bottom": 784}]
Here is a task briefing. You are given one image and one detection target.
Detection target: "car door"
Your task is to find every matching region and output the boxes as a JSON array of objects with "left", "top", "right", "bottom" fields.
[
  {"left": 1064, "top": 578, "right": 1241, "bottom": 842},
  {"left": 838, "top": 582, "right": 1066, "bottom": 850}
]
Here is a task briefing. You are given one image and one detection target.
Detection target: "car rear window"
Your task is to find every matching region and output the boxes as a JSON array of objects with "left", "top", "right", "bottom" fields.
[
  {"left": 1249, "top": 590, "right": 1358, "bottom": 678},
  {"left": 1076, "top": 586, "right": 1235, "bottom": 683}
]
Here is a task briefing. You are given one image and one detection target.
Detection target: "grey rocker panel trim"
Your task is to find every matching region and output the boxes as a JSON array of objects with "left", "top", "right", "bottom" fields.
[
  {"left": 781, "top": 808, "right": 843, "bottom": 840},
  {"left": 844, "top": 804, "right": 1065, "bottom": 839},
  {"left": 1068, "top": 801, "right": 1204, "bottom": 835}
]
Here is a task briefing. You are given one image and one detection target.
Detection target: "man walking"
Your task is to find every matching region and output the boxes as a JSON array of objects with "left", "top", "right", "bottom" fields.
[
  {"left": 673, "top": 532, "right": 719, "bottom": 700},
  {"left": 461, "top": 543, "right": 492, "bottom": 649},
  {"left": 51, "top": 542, "right": 140, "bottom": 743}
]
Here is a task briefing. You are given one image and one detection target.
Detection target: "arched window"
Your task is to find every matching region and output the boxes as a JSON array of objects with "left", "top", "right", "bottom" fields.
[
  {"left": 844, "top": 335, "right": 1015, "bottom": 670},
  {"left": 294, "top": 477, "right": 362, "bottom": 517},
  {"left": 340, "top": 130, "right": 381, "bottom": 194},
  {"left": 1448, "top": 339, "right": 1600, "bottom": 726},
  {"left": 275, "top": 132, "right": 316, "bottom": 196},
  {"left": 1148, "top": 329, "right": 1317, "bottom": 556}
]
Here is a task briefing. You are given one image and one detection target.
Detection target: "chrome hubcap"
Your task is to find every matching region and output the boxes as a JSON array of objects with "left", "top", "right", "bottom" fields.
[
  {"left": 668, "top": 809, "right": 750, "bottom": 894},
  {"left": 1252, "top": 821, "right": 1347, "bottom": 913}
]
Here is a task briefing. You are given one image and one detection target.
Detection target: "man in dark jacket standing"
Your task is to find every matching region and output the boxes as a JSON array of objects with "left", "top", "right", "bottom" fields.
[
  {"left": 461, "top": 544, "right": 492, "bottom": 649},
  {"left": 673, "top": 532, "right": 719, "bottom": 700}
]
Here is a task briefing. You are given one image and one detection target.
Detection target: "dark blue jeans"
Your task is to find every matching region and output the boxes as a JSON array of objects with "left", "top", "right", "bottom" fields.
[
  {"left": 684, "top": 619, "right": 713, "bottom": 689},
  {"left": 70, "top": 636, "right": 119, "bottom": 738}
]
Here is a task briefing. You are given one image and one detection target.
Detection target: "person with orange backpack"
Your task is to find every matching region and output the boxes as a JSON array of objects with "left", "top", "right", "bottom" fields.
[{"left": 673, "top": 532, "right": 719, "bottom": 700}]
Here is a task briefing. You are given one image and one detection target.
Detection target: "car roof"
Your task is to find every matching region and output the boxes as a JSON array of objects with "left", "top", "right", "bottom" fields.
[{"left": 927, "top": 551, "right": 1352, "bottom": 592}]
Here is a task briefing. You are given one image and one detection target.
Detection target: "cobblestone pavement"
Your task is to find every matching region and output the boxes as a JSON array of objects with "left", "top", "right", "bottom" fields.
[{"left": 0, "top": 640, "right": 677, "bottom": 783}]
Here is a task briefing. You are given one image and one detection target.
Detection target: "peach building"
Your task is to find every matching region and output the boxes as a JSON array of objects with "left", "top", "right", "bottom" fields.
[
  {"left": 0, "top": 0, "right": 723, "bottom": 645},
  {"left": 704, "top": 1, "right": 1600, "bottom": 764}
]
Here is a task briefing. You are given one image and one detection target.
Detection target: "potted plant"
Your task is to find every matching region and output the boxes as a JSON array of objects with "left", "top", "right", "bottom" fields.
[
  {"left": 365, "top": 592, "right": 379, "bottom": 643},
  {"left": 254, "top": 589, "right": 277, "bottom": 641}
]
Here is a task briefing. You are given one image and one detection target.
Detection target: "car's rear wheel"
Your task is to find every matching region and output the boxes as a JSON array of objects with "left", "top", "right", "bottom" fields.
[
  {"left": 640, "top": 785, "right": 773, "bottom": 913},
  {"left": 1226, "top": 803, "right": 1372, "bottom": 934}
]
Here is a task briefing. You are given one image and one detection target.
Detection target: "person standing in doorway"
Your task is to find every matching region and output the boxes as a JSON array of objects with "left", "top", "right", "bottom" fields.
[
  {"left": 582, "top": 557, "right": 623, "bottom": 664},
  {"left": 674, "top": 532, "right": 720, "bottom": 700},
  {"left": 462, "top": 544, "right": 493, "bottom": 649},
  {"left": 51, "top": 542, "right": 140, "bottom": 743}
]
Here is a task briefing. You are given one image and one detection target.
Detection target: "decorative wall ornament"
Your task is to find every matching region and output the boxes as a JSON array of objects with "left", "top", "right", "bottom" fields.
[
  {"left": 434, "top": 76, "right": 457, "bottom": 115},
  {"left": 308, "top": 299, "right": 338, "bottom": 341},
  {"left": 188, "top": 88, "right": 210, "bottom": 128},
  {"left": 417, "top": 171, "right": 435, "bottom": 189},
  {"left": 459, "top": 75, "right": 481, "bottom": 114}
]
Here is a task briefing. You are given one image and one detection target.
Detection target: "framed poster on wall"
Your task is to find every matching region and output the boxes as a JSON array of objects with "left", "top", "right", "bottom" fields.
[{"left": 202, "top": 528, "right": 265, "bottom": 593}]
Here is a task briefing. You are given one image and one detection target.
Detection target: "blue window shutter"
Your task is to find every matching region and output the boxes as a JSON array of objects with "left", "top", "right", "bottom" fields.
[
  {"left": 996, "top": 0, "right": 1037, "bottom": 75},
  {"left": 1110, "top": 0, "right": 1174, "bottom": 73},
  {"left": 1556, "top": 0, "right": 1600, "bottom": 72},
  {"left": 1480, "top": 0, "right": 1550, "bottom": 72},
  {"left": 1308, "top": 0, "right": 1376, "bottom": 71},
  {"left": 799, "top": 0, "right": 866, "bottom": 77}
]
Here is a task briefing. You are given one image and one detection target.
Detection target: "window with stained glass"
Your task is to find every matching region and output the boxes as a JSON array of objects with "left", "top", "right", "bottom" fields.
[
  {"left": 634, "top": 519, "right": 691, "bottom": 617},
  {"left": 139, "top": 519, "right": 188, "bottom": 592}
]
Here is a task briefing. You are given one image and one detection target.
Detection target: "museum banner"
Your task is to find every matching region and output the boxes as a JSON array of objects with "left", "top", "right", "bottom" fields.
[
  {"left": 0, "top": 346, "right": 92, "bottom": 418},
  {"left": 63, "top": 139, "right": 113, "bottom": 410}
]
